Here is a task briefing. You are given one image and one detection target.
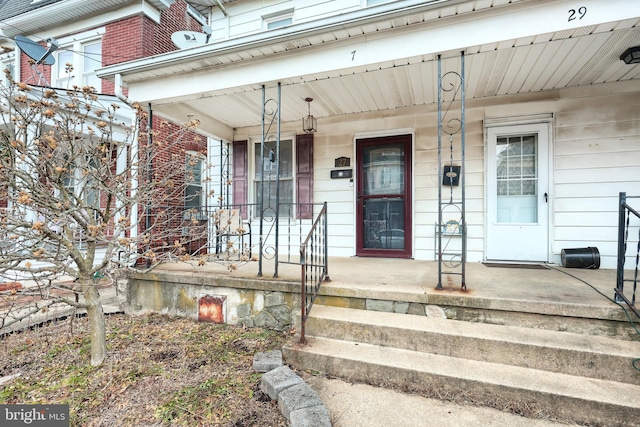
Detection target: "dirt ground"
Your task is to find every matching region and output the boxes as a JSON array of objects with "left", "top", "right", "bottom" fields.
[{"left": 0, "top": 313, "right": 290, "bottom": 426}]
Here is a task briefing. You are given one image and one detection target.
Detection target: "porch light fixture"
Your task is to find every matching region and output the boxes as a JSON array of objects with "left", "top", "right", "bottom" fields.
[
  {"left": 620, "top": 46, "right": 640, "bottom": 64},
  {"left": 302, "top": 97, "right": 317, "bottom": 134}
]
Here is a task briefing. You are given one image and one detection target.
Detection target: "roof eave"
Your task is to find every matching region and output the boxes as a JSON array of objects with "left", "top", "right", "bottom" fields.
[
  {"left": 0, "top": 0, "right": 174, "bottom": 38},
  {"left": 98, "top": 0, "right": 464, "bottom": 81}
]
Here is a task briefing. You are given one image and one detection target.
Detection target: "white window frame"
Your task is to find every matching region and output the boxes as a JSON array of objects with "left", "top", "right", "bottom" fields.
[
  {"left": 51, "top": 28, "right": 104, "bottom": 90},
  {"left": 263, "top": 10, "right": 294, "bottom": 30},
  {"left": 365, "top": 0, "right": 395, "bottom": 6},
  {"left": 250, "top": 135, "right": 296, "bottom": 218},
  {"left": 185, "top": 151, "right": 206, "bottom": 212},
  {"left": 0, "top": 54, "right": 16, "bottom": 88},
  {"left": 60, "top": 154, "right": 100, "bottom": 211}
]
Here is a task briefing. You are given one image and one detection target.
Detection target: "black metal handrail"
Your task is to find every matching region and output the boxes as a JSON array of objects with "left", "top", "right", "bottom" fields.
[
  {"left": 615, "top": 192, "right": 640, "bottom": 319},
  {"left": 299, "top": 202, "right": 329, "bottom": 344}
]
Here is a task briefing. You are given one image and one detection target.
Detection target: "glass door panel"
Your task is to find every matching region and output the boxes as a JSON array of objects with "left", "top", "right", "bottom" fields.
[
  {"left": 496, "top": 135, "right": 538, "bottom": 224},
  {"left": 356, "top": 135, "right": 412, "bottom": 258},
  {"left": 363, "top": 198, "right": 405, "bottom": 249}
]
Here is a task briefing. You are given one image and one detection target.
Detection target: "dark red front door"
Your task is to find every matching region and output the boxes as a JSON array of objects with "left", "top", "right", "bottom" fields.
[{"left": 356, "top": 134, "right": 412, "bottom": 258}]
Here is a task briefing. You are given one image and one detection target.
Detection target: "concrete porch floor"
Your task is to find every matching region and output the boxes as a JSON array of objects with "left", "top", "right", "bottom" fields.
[{"left": 155, "top": 256, "right": 630, "bottom": 323}]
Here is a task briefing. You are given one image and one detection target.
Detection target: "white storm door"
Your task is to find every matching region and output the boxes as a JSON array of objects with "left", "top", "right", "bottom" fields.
[{"left": 486, "top": 123, "right": 550, "bottom": 262}]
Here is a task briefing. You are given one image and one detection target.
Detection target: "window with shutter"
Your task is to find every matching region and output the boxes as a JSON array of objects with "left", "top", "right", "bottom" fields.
[
  {"left": 296, "top": 133, "right": 313, "bottom": 219},
  {"left": 232, "top": 140, "right": 248, "bottom": 219},
  {"left": 232, "top": 134, "right": 313, "bottom": 220}
]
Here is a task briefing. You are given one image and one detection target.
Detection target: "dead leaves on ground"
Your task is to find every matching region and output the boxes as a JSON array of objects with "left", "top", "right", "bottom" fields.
[{"left": 0, "top": 313, "right": 289, "bottom": 426}]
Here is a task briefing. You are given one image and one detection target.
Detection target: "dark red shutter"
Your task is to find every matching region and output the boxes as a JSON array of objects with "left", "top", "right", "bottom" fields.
[
  {"left": 232, "top": 140, "right": 248, "bottom": 219},
  {"left": 296, "top": 134, "right": 313, "bottom": 219}
]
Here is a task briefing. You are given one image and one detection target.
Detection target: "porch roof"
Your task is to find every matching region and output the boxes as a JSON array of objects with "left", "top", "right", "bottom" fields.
[
  {"left": 98, "top": 0, "right": 640, "bottom": 140},
  {"left": 0, "top": 0, "right": 174, "bottom": 38}
]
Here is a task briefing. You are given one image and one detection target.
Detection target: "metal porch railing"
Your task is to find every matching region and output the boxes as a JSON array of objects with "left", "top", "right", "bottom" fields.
[
  {"left": 143, "top": 201, "right": 331, "bottom": 342},
  {"left": 143, "top": 203, "right": 329, "bottom": 277},
  {"left": 299, "top": 202, "right": 329, "bottom": 344},
  {"left": 615, "top": 192, "right": 640, "bottom": 319},
  {"left": 142, "top": 204, "right": 255, "bottom": 262}
]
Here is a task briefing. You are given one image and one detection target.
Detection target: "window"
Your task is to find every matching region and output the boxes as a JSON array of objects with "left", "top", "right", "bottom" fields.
[
  {"left": 0, "top": 57, "right": 14, "bottom": 88},
  {"left": 61, "top": 155, "right": 100, "bottom": 210},
  {"left": 185, "top": 152, "right": 205, "bottom": 210},
  {"left": 253, "top": 139, "right": 293, "bottom": 214},
  {"left": 82, "top": 41, "right": 102, "bottom": 89},
  {"left": 232, "top": 134, "right": 313, "bottom": 220},
  {"left": 263, "top": 10, "right": 294, "bottom": 30},
  {"left": 54, "top": 37, "right": 102, "bottom": 90}
]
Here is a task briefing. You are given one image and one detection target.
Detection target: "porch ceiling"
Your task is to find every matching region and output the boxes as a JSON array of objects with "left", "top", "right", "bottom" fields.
[
  {"left": 151, "top": 22, "right": 640, "bottom": 137},
  {"left": 101, "top": 0, "right": 640, "bottom": 138}
]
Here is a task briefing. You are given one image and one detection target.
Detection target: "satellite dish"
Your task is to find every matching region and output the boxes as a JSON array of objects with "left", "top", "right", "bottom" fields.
[
  {"left": 171, "top": 31, "right": 208, "bottom": 49},
  {"left": 14, "top": 35, "right": 58, "bottom": 65}
]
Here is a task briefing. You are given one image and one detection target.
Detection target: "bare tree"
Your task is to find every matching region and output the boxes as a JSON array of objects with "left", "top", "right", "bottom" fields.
[{"left": 0, "top": 72, "right": 209, "bottom": 366}]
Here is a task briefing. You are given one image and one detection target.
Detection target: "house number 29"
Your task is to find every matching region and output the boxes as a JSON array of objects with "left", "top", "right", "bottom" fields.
[{"left": 568, "top": 6, "right": 587, "bottom": 22}]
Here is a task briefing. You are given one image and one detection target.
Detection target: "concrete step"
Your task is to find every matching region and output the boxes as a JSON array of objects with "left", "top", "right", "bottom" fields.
[
  {"left": 302, "top": 305, "right": 640, "bottom": 385},
  {"left": 283, "top": 336, "right": 640, "bottom": 427},
  {"left": 314, "top": 279, "right": 637, "bottom": 340}
]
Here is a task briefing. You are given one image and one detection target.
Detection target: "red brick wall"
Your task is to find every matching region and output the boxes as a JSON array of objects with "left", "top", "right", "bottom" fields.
[
  {"left": 102, "top": 15, "right": 145, "bottom": 94},
  {"left": 145, "top": 114, "right": 206, "bottom": 208},
  {"left": 18, "top": 44, "right": 51, "bottom": 84},
  {"left": 152, "top": 0, "right": 203, "bottom": 56},
  {"left": 13, "top": 1, "right": 207, "bottom": 250},
  {"left": 101, "top": 0, "right": 203, "bottom": 94},
  {"left": 137, "top": 114, "right": 207, "bottom": 258},
  {"left": 17, "top": 1, "right": 202, "bottom": 93}
]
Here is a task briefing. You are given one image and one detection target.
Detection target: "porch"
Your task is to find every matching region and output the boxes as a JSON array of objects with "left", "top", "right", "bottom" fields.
[
  {"left": 133, "top": 256, "right": 632, "bottom": 337},
  {"left": 122, "top": 256, "right": 640, "bottom": 424}
]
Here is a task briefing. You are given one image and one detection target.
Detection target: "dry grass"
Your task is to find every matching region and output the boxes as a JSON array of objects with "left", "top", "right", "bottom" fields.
[{"left": 0, "top": 313, "right": 290, "bottom": 426}]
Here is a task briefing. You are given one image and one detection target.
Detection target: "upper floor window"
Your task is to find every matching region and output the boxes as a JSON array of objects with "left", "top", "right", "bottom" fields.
[
  {"left": 0, "top": 56, "right": 15, "bottom": 88},
  {"left": 263, "top": 10, "right": 294, "bottom": 30},
  {"left": 54, "top": 38, "right": 102, "bottom": 91},
  {"left": 367, "top": 0, "right": 395, "bottom": 5}
]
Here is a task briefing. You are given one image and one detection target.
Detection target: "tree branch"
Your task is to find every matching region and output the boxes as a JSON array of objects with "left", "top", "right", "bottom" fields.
[{"left": 1, "top": 299, "right": 57, "bottom": 329}]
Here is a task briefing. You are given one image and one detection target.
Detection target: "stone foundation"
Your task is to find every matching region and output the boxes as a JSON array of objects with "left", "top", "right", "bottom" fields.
[{"left": 122, "top": 269, "right": 300, "bottom": 331}]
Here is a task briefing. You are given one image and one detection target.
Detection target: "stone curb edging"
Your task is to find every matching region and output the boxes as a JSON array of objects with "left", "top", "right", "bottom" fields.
[{"left": 254, "top": 350, "right": 331, "bottom": 427}]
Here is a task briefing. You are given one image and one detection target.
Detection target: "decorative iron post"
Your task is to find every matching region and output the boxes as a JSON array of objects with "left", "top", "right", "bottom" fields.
[
  {"left": 274, "top": 83, "right": 282, "bottom": 278},
  {"left": 258, "top": 84, "right": 282, "bottom": 277},
  {"left": 436, "top": 53, "right": 467, "bottom": 291}
]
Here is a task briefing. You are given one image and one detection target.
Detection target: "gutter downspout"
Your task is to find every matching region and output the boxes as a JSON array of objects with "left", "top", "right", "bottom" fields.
[
  {"left": 114, "top": 73, "right": 132, "bottom": 106},
  {"left": 213, "top": 0, "right": 228, "bottom": 16}
]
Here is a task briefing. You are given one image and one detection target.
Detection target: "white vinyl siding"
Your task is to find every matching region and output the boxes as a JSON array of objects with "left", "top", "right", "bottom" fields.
[
  {"left": 228, "top": 79, "right": 638, "bottom": 267},
  {"left": 552, "top": 90, "right": 640, "bottom": 268},
  {"left": 209, "top": 0, "right": 361, "bottom": 41}
]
